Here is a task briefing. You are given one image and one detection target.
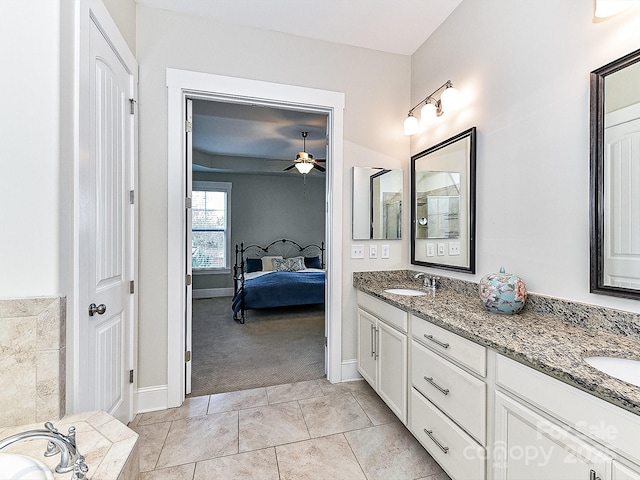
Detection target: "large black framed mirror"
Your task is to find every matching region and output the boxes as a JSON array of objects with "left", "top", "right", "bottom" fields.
[
  {"left": 590, "top": 48, "right": 640, "bottom": 300},
  {"left": 411, "top": 127, "right": 476, "bottom": 273}
]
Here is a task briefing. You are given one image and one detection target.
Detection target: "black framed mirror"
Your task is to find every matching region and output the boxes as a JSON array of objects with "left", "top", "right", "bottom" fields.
[
  {"left": 411, "top": 127, "right": 476, "bottom": 273},
  {"left": 590, "top": 48, "right": 640, "bottom": 300}
]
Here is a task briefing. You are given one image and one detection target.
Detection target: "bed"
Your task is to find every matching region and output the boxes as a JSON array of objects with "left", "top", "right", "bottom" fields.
[{"left": 232, "top": 239, "right": 326, "bottom": 323}]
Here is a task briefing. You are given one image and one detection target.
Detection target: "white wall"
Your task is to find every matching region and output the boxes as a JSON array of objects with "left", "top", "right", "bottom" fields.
[
  {"left": 410, "top": 0, "right": 640, "bottom": 314},
  {"left": 0, "top": 0, "right": 61, "bottom": 298},
  {"left": 136, "top": 5, "right": 410, "bottom": 388},
  {"left": 102, "top": 0, "right": 136, "bottom": 54}
]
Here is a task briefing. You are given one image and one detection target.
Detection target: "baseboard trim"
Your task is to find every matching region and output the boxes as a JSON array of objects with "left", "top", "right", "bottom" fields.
[
  {"left": 137, "top": 385, "right": 168, "bottom": 413},
  {"left": 341, "top": 359, "right": 362, "bottom": 382},
  {"left": 193, "top": 288, "right": 234, "bottom": 299}
]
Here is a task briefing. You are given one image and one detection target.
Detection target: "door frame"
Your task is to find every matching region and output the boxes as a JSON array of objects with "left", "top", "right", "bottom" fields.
[
  {"left": 74, "top": 0, "right": 138, "bottom": 418},
  {"left": 166, "top": 69, "right": 344, "bottom": 407}
]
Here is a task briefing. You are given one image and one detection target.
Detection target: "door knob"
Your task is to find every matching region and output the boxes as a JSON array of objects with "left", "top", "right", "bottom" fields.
[{"left": 88, "top": 303, "right": 106, "bottom": 316}]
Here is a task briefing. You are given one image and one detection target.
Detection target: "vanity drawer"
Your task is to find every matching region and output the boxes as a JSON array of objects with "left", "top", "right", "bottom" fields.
[
  {"left": 410, "top": 388, "right": 485, "bottom": 480},
  {"left": 412, "top": 339, "right": 486, "bottom": 443},
  {"left": 358, "top": 291, "right": 407, "bottom": 333},
  {"left": 411, "top": 314, "right": 486, "bottom": 376}
]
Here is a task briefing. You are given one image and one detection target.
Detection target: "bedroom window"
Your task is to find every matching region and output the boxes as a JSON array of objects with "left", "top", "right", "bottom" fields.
[{"left": 191, "top": 181, "right": 232, "bottom": 272}]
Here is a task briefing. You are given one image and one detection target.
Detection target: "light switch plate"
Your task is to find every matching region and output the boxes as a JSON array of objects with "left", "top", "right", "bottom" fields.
[
  {"left": 351, "top": 245, "right": 365, "bottom": 259},
  {"left": 369, "top": 245, "right": 378, "bottom": 258},
  {"left": 426, "top": 243, "right": 435, "bottom": 257},
  {"left": 381, "top": 245, "right": 390, "bottom": 259},
  {"left": 437, "top": 243, "right": 446, "bottom": 256}
]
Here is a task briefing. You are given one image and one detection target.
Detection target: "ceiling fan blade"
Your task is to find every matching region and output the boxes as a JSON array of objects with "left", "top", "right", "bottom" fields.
[
  {"left": 315, "top": 159, "right": 326, "bottom": 162},
  {"left": 283, "top": 164, "right": 296, "bottom": 171},
  {"left": 313, "top": 163, "right": 326, "bottom": 172}
]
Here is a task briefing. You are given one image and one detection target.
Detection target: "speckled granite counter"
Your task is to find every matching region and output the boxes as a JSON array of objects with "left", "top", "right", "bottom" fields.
[{"left": 354, "top": 270, "right": 640, "bottom": 417}]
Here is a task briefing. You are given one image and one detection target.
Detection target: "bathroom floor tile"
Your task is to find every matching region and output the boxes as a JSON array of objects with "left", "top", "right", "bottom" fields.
[
  {"left": 139, "top": 463, "right": 196, "bottom": 480},
  {"left": 345, "top": 423, "right": 444, "bottom": 480},
  {"left": 194, "top": 447, "right": 279, "bottom": 480},
  {"left": 129, "top": 421, "right": 171, "bottom": 472},
  {"left": 208, "top": 387, "right": 268, "bottom": 414},
  {"left": 276, "top": 434, "right": 367, "bottom": 480},
  {"left": 317, "top": 378, "right": 374, "bottom": 396},
  {"left": 156, "top": 411, "right": 238, "bottom": 469},
  {"left": 352, "top": 390, "right": 399, "bottom": 426},
  {"left": 266, "top": 379, "right": 324, "bottom": 404},
  {"left": 137, "top": 396, "right": 209, "bottom": 425},
  {"left": 238, "top": 401, "right": 309, "bottom": 452},
  {"left": 299, "top": 393, "right": 372, "bottom": 438}
]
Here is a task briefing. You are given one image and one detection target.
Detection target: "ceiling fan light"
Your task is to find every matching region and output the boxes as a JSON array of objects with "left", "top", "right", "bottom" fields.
[{"left": 295, "top": 162, "right": 314, "bottom": 174}]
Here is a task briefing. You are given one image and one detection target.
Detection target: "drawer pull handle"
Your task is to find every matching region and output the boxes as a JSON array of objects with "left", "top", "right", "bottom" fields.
[
  {"left": 424, "top": 376, "right": 449, "bottom": 395},
  {"left": 590, "top": 470, "right": 601, "bottom": 480},
  {"left": 424, "top": 334, "right": 449, "bottom": 349},
  {"left": 423, "top": 429, "right": 449, "bottom": 454}
]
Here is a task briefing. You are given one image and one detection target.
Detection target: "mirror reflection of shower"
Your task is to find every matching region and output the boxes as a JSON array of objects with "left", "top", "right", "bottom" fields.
[{"left": 352, "top": 167, "right": 403, "bottom": 240}]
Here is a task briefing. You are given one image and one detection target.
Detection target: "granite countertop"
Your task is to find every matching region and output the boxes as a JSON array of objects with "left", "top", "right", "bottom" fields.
[{"left": 354, "top": 270, "right": 640, "bottom": 417}]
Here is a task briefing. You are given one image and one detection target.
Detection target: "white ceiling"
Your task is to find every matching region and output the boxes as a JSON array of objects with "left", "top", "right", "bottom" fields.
[
  {"left": 141, "top": 0, "right": 463, "bottom": 174},
  {"left": 136, "top": 0, "right": 463, "bottom": 55}
]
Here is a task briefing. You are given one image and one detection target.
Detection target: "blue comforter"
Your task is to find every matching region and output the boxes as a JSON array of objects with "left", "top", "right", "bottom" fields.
[{"left": 232, "top": 271, "right": 325, "bottom": 314}]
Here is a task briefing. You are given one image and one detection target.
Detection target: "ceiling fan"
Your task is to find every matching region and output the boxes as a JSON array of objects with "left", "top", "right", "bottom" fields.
[{"left": 283, "top": 131, "right": 326, "bottom": 174}]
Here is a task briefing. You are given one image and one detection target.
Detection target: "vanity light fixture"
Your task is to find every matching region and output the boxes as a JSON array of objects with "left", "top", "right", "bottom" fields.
[{"left": 403, "top": 80, "right": 460, "bottom": 136}]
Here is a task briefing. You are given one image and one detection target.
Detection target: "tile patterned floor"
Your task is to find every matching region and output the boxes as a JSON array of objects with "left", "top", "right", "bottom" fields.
[{"left": 129, "top": 379, "right": 451, "bottom": 480}]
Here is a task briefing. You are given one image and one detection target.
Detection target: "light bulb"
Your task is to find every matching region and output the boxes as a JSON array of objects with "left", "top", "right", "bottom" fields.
[
  {"left": 295, "top": 162, "right": 314, "bottom": 174},
  {"left": 404, "top": 114, "right": 419, "bottom": 136},
  {"left": 440, "top": 86, "right": 460, "bottom": 112},
  {"left": 420, "top": 102, "right": 437, "bottom": 127}
]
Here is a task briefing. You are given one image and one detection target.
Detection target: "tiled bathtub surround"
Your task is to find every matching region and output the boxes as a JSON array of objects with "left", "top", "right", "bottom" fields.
[
  {"left": 354, "top": 270, "right": 640, "bottom": 416},
  {"left": 0, "top": 297, "right": 66, "bottom": 427}
]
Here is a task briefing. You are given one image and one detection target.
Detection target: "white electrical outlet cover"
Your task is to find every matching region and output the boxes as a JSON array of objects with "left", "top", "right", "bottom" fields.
[
  {"left": 381, "top": 245, "right": 390, "bottom": 258},
  {"left": 426, "top": 244, "right": 434, "bottom": 257}
]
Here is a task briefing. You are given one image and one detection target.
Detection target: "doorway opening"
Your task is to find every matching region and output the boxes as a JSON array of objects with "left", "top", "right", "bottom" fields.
[
  {"left": 187, "top": 98, "right": 328, "bottom": 396},
  {"left": 166, "top": 69, "right": 345, "bottom": 409}
]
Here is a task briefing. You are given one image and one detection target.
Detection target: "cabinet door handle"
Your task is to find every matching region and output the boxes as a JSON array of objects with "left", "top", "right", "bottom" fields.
[
  {"left": 423, "top": 429, "right": 449, "bottom": 454},
  {"left": 371, "top": 324, "right": 375, "bottom": 357},
  {"left": 375, "top": 327, "right": 379, "bottom": 360},
  {"left": 424, "top": 376, "right": 450, "bottom": 395},
  {"left": 424, "top": 334, "right": 449, "bottom": 349},
  {"left": 589, "top": 470, "right": 601, "bottom": 480}
]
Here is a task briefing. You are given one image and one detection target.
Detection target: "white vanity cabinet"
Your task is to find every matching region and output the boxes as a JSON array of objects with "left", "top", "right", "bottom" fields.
[
  {"left": 494, "top": 354, "right": 640, "bottom": 480},
  {"left": 409, "top": 314, "right": 488, "bottom": 480},
  {"left": 356, "top": 292, "right": 408, "bottom": 424}
]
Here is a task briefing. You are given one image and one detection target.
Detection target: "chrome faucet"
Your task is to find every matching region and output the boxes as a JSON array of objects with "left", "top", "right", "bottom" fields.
[
  {"left": 414, "top": 272, "right": 439, "bottom": 290},
  {"left": 0, "top": 422, "right": 88, "bottom": 479}
]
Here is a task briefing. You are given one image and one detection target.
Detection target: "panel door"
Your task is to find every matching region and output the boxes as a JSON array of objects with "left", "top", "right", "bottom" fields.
[
  {"left": 356, "top": 308, "right": 377, "bottom": 388},
  {"left": 377, "top": 320, "right": 407, "bottom": 424},
  {"left": 494, "top": 392, "right": 611, "bottom": 480},
  {"left": 79, "top": 17, "right": 133, "bottom": 423}
]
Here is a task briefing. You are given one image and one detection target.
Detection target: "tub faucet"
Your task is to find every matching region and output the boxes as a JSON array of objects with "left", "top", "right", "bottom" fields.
[{"left": 0, "top": 421, "right": 88, "bottom": 479}]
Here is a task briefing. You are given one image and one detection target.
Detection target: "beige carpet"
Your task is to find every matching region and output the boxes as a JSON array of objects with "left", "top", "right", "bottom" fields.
[{"left": 189, "top": 297, "right": 325, "bottom": 397}]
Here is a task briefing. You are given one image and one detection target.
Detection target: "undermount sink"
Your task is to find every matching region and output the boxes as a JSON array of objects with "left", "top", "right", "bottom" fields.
[
  {"left": 384, "top": 288, "right": 427, "bottom": 296},
  {"left": 584, "top": 356, "right": 640, "bottom": 387},
  {"left": 0, "top": 453, "right": 54, "bottom": 480}
]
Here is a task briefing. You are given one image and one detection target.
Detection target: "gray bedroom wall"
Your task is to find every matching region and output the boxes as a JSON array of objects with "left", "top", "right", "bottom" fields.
[{"left": 192, "top": 170, "right": 326, "bottom": 291}]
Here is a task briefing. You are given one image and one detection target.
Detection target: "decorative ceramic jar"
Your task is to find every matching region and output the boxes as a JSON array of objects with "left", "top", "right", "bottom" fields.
[{"left": 478, "top": 267, "right": 527, "bottom": 314}]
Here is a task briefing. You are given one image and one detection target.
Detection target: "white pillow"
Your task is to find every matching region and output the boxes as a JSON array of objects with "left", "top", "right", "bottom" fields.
[{"left": 261, "top": 255, "right": 283, "bottom": 272}]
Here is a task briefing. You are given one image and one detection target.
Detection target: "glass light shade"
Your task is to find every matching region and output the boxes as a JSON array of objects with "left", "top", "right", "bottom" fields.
[
  {"left": 420, "top": 102, "right": 437, "bottom": 127},
  {"left": 295, "top": 162, "right": 314, "bottom": 174},
  {"left": 595, "top": 0, "right": 638, "bottom": 17},
  {"left": 404, "top": 114, "right": 419, "bottom": 136},
  {"left": 440, "top": 86, "right": 460, "bottom": 112}
]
